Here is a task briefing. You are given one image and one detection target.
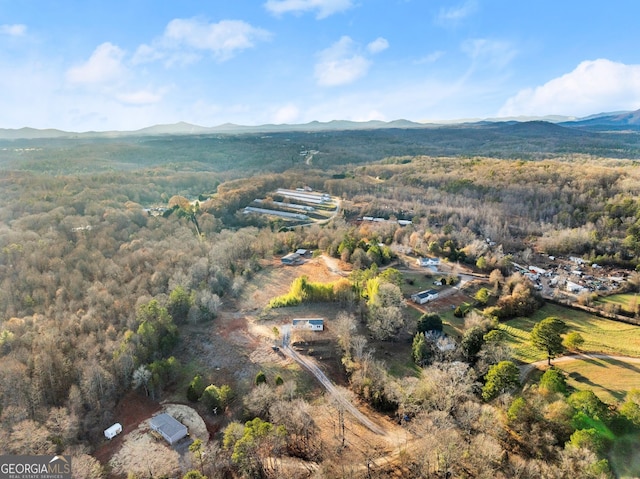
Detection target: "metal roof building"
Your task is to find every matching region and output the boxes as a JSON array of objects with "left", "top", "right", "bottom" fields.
[{"left": 149, "top": 413, "right": 188, "bottom": 445}]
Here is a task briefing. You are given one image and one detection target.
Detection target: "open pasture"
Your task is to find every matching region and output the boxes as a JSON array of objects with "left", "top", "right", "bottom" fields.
[
  {"left": 500, "top": 303, "right": 640, "bottom": 363},
  {"left": 556, "top": 356, "right": 640, "bottom": 404}
]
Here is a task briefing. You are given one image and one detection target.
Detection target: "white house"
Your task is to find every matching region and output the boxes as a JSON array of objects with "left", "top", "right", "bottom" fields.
[
  {"left": 292, "top": 318, "right": 324, "bottom": 331},
  {"left": 149, "top": 413, "right": 188, "bottom": 445},
  {"left": 417, "top": 257, "right": 440, "bottom": 267},
  {"left": 411, "top": 289, "right": 439, "bottom": 304},
  {"left": 104, "top": 423, "right": 122, "bottom": 440}
]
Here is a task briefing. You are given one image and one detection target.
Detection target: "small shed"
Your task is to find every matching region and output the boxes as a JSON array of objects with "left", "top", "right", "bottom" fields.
[
  {"left": 292, "top": 318, "right": 324, "bottom": 331},
  {"left": 104, "top": 423, "right": 122, "bottom": 440},
  {"left": 149, "top": 413, "right": 188, "bottom": 445}
]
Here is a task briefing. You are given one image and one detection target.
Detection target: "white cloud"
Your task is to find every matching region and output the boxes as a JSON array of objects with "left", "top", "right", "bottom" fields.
[
  {"left": 135, "top": 18, "right": 271, "bottom": 64},
  {"left": 499, "top": 59, "right": 640, "bottom": 117},
  {"left": 315, "top": 36, "right": 371, "bottom": 87},
  {"left": 271, "top": 103, "right": 300, "bottom": 124},
  {"left": 302, "top": 75, "right": 472, "bottom": 123},
  {"left": 116, "top": 89, "right": 164, "bottom": 106},
  {"left": 367, "top": 37, "right": 389, "bottom": 55},
  {"left": 437, "top": 1, "right": 478, "bottom": 24},
  {"left": 165, "top": 19, "right": 271, "bottom": 60},
  {"left": 0, "top": 57, "right": 176, "bottom": 131},
  {"left": 131, "top": 44, "right": 164, "bottom": 65},
  {"left": 462, "top": 38, "right": 517, "bottom": 70},
  {"left": 0, "top": 24, "right": 27, "bottom": 36},
  {"left": 66, "top": 42, "right": 126, "bottom": 85},
  {"left": 415, "top": 50, "right": 444, "bottom": 64},
  {"left": 264, "top": 0, "right": 354, "bottom": 19}
]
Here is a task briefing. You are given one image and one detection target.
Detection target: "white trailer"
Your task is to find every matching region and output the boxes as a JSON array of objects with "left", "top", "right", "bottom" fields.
[{"left": 104, "top": 423, "right": 122, "bottom": 440}]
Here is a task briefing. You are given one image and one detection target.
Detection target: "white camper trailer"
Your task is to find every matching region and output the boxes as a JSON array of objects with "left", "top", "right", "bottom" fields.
[{"left": 104, "top": 423, "right": 122, "bottom": 440}]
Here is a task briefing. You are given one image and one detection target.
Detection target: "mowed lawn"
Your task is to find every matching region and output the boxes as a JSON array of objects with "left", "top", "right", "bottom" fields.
[{"left": 499, "top": 303, "right": 640, "bottom": 363}]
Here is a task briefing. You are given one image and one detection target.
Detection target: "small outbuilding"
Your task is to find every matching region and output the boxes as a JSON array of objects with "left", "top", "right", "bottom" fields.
[
  {"left": 149, "top": 413, "right": 188, "bottom": 445},
  {"left": 104, "top": 423, "right": 122, "bottom": 440}
]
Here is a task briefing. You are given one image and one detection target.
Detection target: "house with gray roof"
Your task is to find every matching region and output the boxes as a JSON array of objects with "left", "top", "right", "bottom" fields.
[{"left": 149, "top": 413, "right": 188, "bottom": 445}]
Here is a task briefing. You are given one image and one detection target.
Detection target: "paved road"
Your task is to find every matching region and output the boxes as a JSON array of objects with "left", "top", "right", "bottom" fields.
[
  {"left": 519, "top": 353, "right": 640, "bottom": 382},
  {"left": 281, "top": 328, "right": 387, "bottom": 436}
]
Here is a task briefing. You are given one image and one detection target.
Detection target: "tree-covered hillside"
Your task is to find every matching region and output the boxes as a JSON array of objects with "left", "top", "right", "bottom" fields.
[{"left": 1, "top": 127, "right": 640, "bottom": 478}]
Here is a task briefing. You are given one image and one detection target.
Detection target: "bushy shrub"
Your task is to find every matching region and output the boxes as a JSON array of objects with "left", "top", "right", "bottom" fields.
[{"left": 268, "top": 276, "right": 339, "bottom": 308}]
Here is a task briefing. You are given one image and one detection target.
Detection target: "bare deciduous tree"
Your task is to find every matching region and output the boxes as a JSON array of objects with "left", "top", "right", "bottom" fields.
[
  {"left": 334, "top": 311, "right": 357, "bottom": 356},
  {"left": 418, "top": 361, "right": 477, "bottom": 414}
]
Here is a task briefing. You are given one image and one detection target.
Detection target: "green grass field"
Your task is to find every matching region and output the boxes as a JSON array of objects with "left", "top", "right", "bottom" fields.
[
  {"left": 555, "top": 357, "right": 640, "bottom": 404},
  {"left": 399, "top": 271, "right": 442, "bottom": 297},
  {"left": 385, "top": 350, "right": 422, "bottom": 378},
  {"left": 499, "top": 303, "right": 640, "bottom": 363},
  {"left": 440, "top": 308, "right": 468, "bottom": 340},
  {"left": 597, "top": 293, "right": 639, "bottom": 313}
]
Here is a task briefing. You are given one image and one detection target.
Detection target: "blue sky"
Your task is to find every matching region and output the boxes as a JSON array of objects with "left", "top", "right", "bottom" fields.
[{"left": 1, "top": 1, "right": 640, "bottom": 131}]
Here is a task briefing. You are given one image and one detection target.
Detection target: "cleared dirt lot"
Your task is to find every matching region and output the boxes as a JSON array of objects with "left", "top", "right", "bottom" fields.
[
  {"left": 97, "top": 255, "right": 414, "bottom": 477},
  {"left": 97, "top": 401, "right": 208, "bottom": 479},
  {"left": 238, "top": 256, "right": 347, "bottom": 311}
]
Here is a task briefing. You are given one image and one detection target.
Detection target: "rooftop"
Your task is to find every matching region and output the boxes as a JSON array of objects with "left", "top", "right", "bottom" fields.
[{"left": 149, "top": 413, "right": 186, "bottom": 438}]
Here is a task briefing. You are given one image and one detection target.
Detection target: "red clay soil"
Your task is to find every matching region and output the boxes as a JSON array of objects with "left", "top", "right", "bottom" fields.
[
  {"left": 216, "top": 312, "right": 249, "bottom": 340},
  {"left": 409, "top": 290, "right": 469, "bottom": 315},
  {"left": 93, "top": 391, "right": 161, "bottom": 466}
]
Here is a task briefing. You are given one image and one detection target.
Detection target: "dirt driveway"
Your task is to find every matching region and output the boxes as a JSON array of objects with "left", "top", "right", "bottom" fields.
[{"left": 101, "top": 255, "right": 418, "bottom": 477}]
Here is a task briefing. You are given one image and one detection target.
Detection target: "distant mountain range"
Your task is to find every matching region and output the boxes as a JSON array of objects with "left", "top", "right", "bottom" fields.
[
  {"left": 559, "top": 110, "right": 640, "bottom": 130},
  {"left": 1, "top": 110, "right": 639, "bottom": 140}
]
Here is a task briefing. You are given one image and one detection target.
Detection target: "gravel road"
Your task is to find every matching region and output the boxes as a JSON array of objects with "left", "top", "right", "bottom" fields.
[{"left": 282, "top": 327, "right": 387, "bottom": 436}]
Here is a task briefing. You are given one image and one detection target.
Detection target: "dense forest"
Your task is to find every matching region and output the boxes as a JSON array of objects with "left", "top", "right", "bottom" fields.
[{"left": 1, "top": 123, "right": 640, "bottom": 478}]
